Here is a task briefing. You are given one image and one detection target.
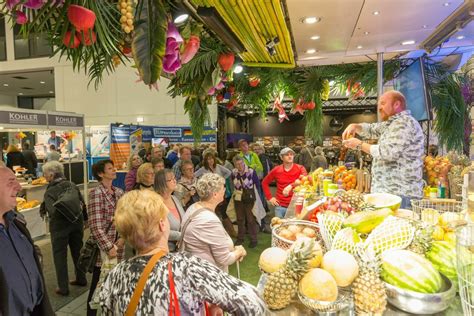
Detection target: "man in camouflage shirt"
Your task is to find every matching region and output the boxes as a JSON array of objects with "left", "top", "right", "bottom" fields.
[{"left": 342, "top": 90, "right": 424, "bottom": 207}]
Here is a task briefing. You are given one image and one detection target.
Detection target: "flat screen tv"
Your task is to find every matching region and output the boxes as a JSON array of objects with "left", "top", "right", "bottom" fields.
[{"left": 393, "top": 58, "right": 432, "bottom": 121}]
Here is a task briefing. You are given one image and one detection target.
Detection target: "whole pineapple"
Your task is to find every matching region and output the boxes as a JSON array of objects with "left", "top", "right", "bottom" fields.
[
  {"left": 407, "top": 222, "right": 433, "bottom": 255},
  {"left": 263, "top": 239, "right": 315, "bottom": 310},
  {"left": 352, "top": 246, "right": 387, "bottom": 315},
  {"left": 337, "top": 189, "right": 364, "bottom": 208}
]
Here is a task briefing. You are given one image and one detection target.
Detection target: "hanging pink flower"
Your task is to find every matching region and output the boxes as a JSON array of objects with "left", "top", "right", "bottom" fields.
[
  {"left": 15, "top": 11, "right": 28, "bottom": 24},
  {"left": 163, "top": 22, "right": 183, "bottom": 74},
  {"left": 6, "top": 0, "right": 21, "bottom": 10},
  {"left": 24, "top": 0, "right": 46, "bottom": 9},
  {"left": 181, "top": 35, "right": 200, "bottom": 64}
]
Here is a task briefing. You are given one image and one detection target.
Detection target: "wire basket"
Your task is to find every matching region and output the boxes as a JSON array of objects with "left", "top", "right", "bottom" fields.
[
  {"left": 271, "top": 220, "right": 324, "bottom": 251},
  {"left": 456, "top": 224, "right": 474, "bottom": 315},
  {"left": 298, "top": 288, "right": 352, "bottom": 313},
  {"left": 411, "top": 199, "right": 463, "bottom": 226}
]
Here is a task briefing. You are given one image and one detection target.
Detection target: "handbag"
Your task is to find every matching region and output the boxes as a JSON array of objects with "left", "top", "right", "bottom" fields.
[
  {"left": 238, "top": 177, "right": 256, "bottom": 203},
  {"left": 53, "top": 184, "right": 83, "bottom": 223},
  {"left": 77, "top": 221, "right": 113, "bottom": 273},
  {"left": 125, "top": 250, "right": 181, "bottom": 316}
]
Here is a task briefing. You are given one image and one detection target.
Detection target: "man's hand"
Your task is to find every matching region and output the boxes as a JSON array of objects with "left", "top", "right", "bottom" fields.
[
  {"left": 282, "top": 184, "right": 293, "bottom": 197},
  {"left": 343, "top": 137, "right": 362, "bottom": 149},
  {"left": 342, "top": 123, "right": 362, "bottom": 140},
  {"left": 268, "top": 197, "right": 280, "bottom": 206},
  {"left": 107, "top": 245, "right": 118, "bottom": 258}
]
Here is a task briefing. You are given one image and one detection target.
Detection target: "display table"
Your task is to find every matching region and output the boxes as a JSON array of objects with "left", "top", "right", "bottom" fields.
[
  {"left": 19, "top": 206, "right": 47, "bottom": 239},
  {"left": 20, "top": 183, "right": 48, "bottom": 201}
]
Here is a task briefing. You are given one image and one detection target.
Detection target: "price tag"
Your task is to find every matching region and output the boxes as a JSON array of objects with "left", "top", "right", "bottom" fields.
[{"left": 273, "top": 140, "right": 280, "bottom": 146}]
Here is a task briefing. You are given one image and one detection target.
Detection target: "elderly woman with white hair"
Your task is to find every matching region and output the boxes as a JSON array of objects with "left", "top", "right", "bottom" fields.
[
  {"left": 99, "top": 190, "right": 266, "bottom": 315},
  {"left": 40, "top": 161, "right": 87, "bottom": 296},
  {"left": 181, "top": 173, "right": 247, "bottom": 272}
]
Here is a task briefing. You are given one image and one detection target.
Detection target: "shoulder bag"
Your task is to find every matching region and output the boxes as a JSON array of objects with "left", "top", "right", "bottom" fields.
[
  {"left": 53, "top": 183, "right": 83, "bottom": 223},
  {"left": 238, "top": 176, "right": 256, "bottom": 203},
  {"left": 77, "top": 221, "right": 113, "bottom": 273}
]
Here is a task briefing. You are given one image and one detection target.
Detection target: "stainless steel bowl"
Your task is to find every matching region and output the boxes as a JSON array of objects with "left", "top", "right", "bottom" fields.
[{"left": 384, "top": 274, "right": 456, "bottom": 314}]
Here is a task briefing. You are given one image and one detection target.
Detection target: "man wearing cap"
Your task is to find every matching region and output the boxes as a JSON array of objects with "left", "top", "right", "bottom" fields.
[{"left": 262, "top": 147, "right": 307, "bottom": 218}]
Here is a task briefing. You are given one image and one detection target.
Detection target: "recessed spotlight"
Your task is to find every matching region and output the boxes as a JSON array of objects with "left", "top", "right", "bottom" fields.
[
  {"left": 401, "top": 40, "right": 416, "bottom": 45},
  {"left": 18, "top": 93, "right": 23, "bottom": 95},
  {"left": 422, "top": 24, "right": 428, "bottom": 29},
  {"left": 173, "top": 13, "right": 189, "bottom": 24},
  {"left": 3, "top": 83, "right": 8, "bottom": 87},
  {"left": 310, "top": 35, "right": 320, "bottom": 40},
  {"left": 443, "top": 2, "right": 450, "bottom": 6},
  {"left": 306, "top": 49, "right": 316, "bottom": 54},
  {"left": 234, "top": 65, "right": 243, "bottom": 74},
  {"left": 301, "top": 16, "right": 320, "bottom": 24},
  {"left": 456, "top": 35, "right": 465, "bottom": 40},
  {"left": 364, "top": 31, "right": 370, "bottom": 35},
  {"left": 40, "top": 81, "right": 45, "bottom": 84},
  {"left": 357, "top": 45, "right": 363, "bottom": 49},
  {"left": 373, "top": 11, "right": 380, "bottom": 15},
  {"left": 49, "top": 91, "right": 54, "bottom": 94},
  {"left": 136, "top": 116, "right": 144, "bottom": 123}
]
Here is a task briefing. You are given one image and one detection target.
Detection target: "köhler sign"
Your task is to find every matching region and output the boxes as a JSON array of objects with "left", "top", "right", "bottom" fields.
[
  {"left": 48, "top": 114, "right": 84, "bottom": 128},
  {"left": 0, "top": 110, "right": 47, "bottom": 126}
]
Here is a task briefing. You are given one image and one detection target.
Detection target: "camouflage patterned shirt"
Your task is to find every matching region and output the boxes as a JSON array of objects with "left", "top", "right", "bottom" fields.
[{"left": 359, "top": 110, "right": 424, "bottom": 198}]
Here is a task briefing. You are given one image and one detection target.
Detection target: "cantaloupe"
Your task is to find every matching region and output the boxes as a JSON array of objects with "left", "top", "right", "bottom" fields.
[
  {"left": 321, "top": 249, "right": 359, "bottom": 287},
  {"left": 299, "top": 268, "right": 338, "bottom": 302},
  {"left": 258, "top": 247, "right": 288, "bottom": 274}
]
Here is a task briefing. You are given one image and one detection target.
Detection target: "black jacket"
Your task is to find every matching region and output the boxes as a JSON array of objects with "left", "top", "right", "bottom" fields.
[
  {"left": 6, "top": 151, "right": 27, "bottom": 170},
  {"left": 22, "top": 150, "right": 38, "bottom": 175},
  {"left": 0, "top": 213, "right": 55, "bottom": 316}
]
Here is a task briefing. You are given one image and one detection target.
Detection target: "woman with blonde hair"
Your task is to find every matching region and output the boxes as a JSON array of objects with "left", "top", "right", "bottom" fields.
[
  {"left": 133, "top": 163, "right": 154, "bottom": 190},
  {"left": 124, "top": 153, "right": 142, "bottom": 191},
  {"left": 99, "top": 190, "right": 265, "bottom": 315},
  {"left": 6, "top": 144, "right": 26, "bottom": 170},
  {"left": 181, "top": 173, "right": 246, "bottom": 272}
]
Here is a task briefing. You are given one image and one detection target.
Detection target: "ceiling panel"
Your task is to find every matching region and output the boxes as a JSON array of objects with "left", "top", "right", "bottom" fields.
[{"left": 0, "top": 70, "right": 55, "bottom": 97}]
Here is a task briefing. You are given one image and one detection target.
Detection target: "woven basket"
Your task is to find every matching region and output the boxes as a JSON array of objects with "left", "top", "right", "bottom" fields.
[
  {"left": 411, "top": 199, "right": 463, "bottom": 225},
  {"left": 271, "top": 220, "right": 324, "bottom": 251}
]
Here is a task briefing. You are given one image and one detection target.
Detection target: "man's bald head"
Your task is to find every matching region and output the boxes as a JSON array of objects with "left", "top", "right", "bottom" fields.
[
  {"left": 0, "top": 166, "right": 22, "bottom": 214},
  {"left": 378, "top": 90, "right": 407, "bottom": 121}
]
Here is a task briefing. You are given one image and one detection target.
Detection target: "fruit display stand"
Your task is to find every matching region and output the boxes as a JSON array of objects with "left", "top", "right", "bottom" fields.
[{"left": 259, "top": 191, "right": 467, "bottom": 315}]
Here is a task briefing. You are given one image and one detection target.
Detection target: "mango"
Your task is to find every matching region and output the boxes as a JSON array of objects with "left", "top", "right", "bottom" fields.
[{"left": 344, "top": 208, "right": 393, "bottom": 234}]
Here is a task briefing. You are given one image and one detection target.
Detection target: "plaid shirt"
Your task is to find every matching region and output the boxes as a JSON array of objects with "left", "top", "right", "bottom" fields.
[{"left": 88, "top": 182, "right": 124, "bottom": 267}]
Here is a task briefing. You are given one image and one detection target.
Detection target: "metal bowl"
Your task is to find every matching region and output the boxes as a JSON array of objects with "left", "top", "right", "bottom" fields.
[{"left": 384, "top": 274, "right": 456, "bottom": 314}]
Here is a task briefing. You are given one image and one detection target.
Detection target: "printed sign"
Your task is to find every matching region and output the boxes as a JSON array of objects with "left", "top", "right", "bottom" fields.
[
  {"left": 48, "top": 114, "right": 84, "bottom": 127},
  {"left": 0, "top": 109, "right": 47, "bottom": 126}
]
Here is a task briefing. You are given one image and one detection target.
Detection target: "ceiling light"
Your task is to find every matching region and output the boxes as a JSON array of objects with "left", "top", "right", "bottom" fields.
[
  {"left": 234, "top": 65, "right": 243, "bottom": 74},
  {"left": 136, "top": 116, "right": 144, "bottom": 123},
  {"left": 456, "top": 35, "right": 465, "bottom": 39},
  {"left": 443, "top": 2, "right": 450, "bottom": 6},
  {"left": 18, "top": 93, "right": 23, "bottom": 95},
  {"left": 174, "top": 13, "right": 189, "bottom": 24},
  {"left": 357, "top": 45, "right": 363, "bottom": 49},
  {"left": 373, "top": 11, "right": 380, "bottom": 15},
  {"left": 310, "top": 35, "right": 320, "bottom": 40},
  {"left": 3, "top": 83, "right": 8, "bottom": 87},
  {"left": 306, "top": 49, "right": 316, "bottom": 54},
  {"left": 401, "top": 40, "right": 416, "bottom": 45},
  {"left": 364, "top": 31, "right": 370, "bottom": 35},
  {"left": 302, "top": 16, "right": 319, "bottom": 24},
  {"left": 40, "top": 81, "right": 45, "bottom": 84},
  {"left": 0, "top": 127, "right": 3, "bottom": 130},
  {"left": 422, "top": 24, "right": 428, "bottom": 28},
  {"left": 49, "top": 91, "right": 54, "bottom": 93}
]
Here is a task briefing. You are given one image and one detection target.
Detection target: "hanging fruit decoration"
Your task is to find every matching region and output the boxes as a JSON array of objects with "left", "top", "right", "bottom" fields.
[
  {"left": 14, "top": 11, "right": 28, "bottom": 25},
  {"left": 81, "top": 30, "right": 97, "bottom": 46},
  {"left": 249, "top": 76, "right": 260, "bottom": 87},
  {"left": 346, "top": 80, "right": 365, "bottom": 100},
  {"left": 218, "top": 52, "right": 235, "bottom": 72},
  {"left": 321, "top": 79, "right": 330, "bottom": 100},
  {"left": 63, "top": 31, "right": 80, "bottom": 48},
  {"left": 216, "top": 94, "right": 224, "bottom": 102},
  {"left": 226, "top": 98, "right": 238, "bottom": 110},
  {"left": 67, "top": 5, "right": 96, "bottom": 31},
  {"left": 305, "top": 100, "right": 316, "bottom": 110},
  {"left": 163, "top": 22, "right": 183, "bottom": 74},
  {"left": 118, "top": 0, "right": 134, "bottom": 34},
  {"left": 181, "top": 35, "right": 200, "bottom": 64}
]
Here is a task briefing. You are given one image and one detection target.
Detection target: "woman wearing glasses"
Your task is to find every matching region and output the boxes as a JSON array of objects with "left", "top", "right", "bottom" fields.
[
  {"left": 174, "top": 160, "right": 199, "bottom": 209},
  {"left": 154, "top": 169, "right": 185, "bottom": 252}
]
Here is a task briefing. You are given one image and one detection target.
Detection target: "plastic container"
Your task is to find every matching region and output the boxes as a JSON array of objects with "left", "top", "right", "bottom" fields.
[
  {"left": 430, "top": 187, "right": 438, "bottom": 199},
  {"left": 328, "top": 184, "right": 338, "bottom": 196},
  {"left": 323, "top": 179, "right": 332, "bottom": 196}
]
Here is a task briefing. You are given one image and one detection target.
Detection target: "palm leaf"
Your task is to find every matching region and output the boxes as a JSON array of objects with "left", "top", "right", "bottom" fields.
[{"left": 132, "top": 0, "right": 167, "bottom": 86}]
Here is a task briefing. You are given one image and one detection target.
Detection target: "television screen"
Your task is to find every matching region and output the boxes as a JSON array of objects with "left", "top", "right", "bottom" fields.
[{"left": 393, "top": 58, "right": 431, "bottom": 121}]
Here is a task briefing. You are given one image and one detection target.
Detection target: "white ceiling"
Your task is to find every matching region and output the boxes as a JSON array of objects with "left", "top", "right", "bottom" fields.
[
  {"left": 0, "top": 69, "right": 55, "bottom": 97},
  {"left": 287, "top": 0, "right": 473, "bottom": 66}
]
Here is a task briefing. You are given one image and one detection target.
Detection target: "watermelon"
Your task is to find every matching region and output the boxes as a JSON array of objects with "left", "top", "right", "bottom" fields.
[
  {"left": 426, "top": 241, "right": 457, "bottom": 281},
  {"left": 381, "top": 249, "right": 443, "bottom": 294}
]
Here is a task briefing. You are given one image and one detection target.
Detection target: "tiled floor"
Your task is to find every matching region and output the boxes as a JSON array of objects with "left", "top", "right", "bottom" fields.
[{"left": 56, "top": 292, "right": 89, "bottom": 316}]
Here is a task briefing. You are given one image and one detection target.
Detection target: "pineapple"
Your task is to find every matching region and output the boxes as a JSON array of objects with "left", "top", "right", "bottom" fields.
[
  {"left": 336, "top": 189, "right": 364, "bottom": 209},
  {"left": 263, "top": 239, "right": 315, "bottom": 310},
  {"left": 407, "top": 222, "right": 434, "bottom": 255},
  {"left": 352, "top": 245, "right": 387, "bottom": 315}
]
